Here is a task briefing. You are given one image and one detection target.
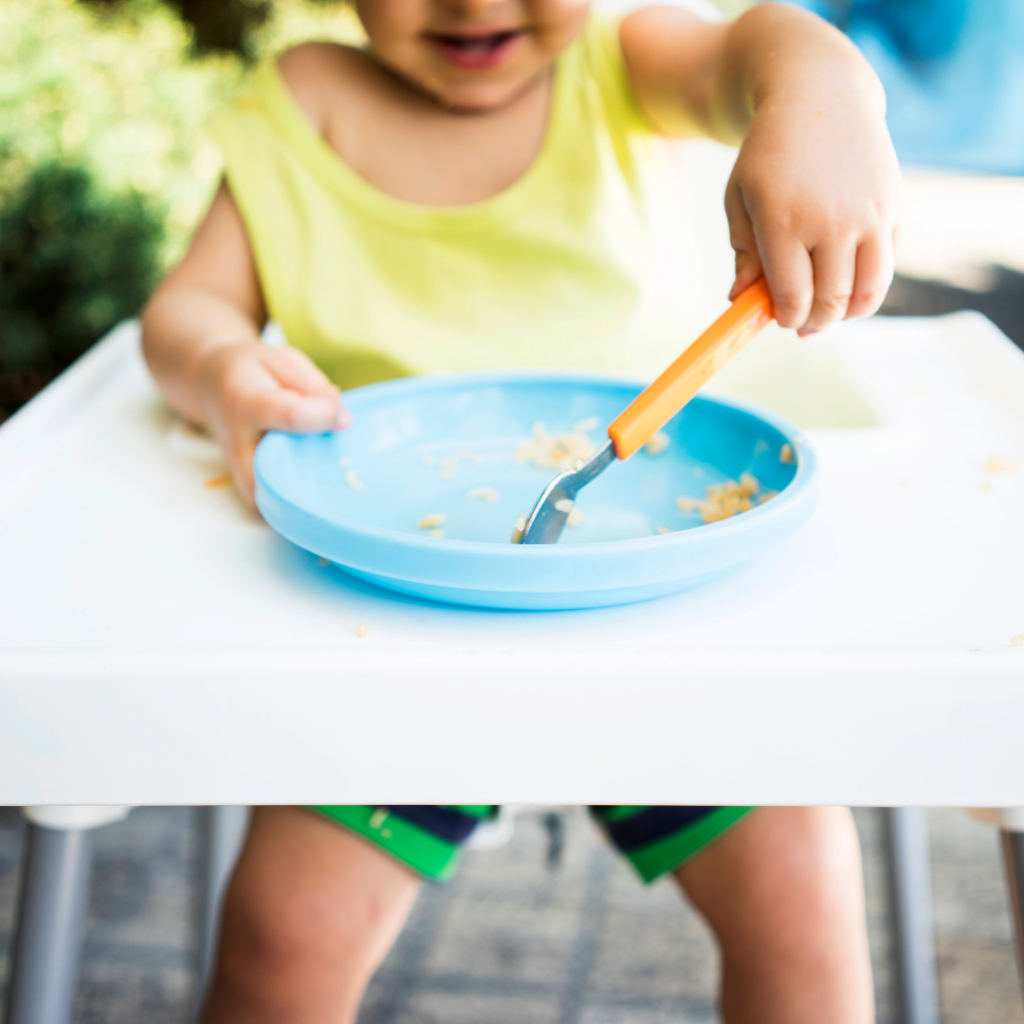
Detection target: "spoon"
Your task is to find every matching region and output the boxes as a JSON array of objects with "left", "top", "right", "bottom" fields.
[{"left": 515, "top": 277, "right": 775, "bottom": 544}]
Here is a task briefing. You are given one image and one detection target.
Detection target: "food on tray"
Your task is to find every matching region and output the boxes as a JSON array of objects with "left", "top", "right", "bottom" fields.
[
  {"left": 204, "top": 473, "right": 232, "bottom": 489},
  {"left": 779, "top": 443, "right": 794, "bottom": 464},
  {"left": 644, "top": 431, "right": 670, "bottom": 456},
  {"left": 677, "top": 472, "right": 767, "bottom": 524},
  {"left": 417, "top": 512, "right": 446, "bottom": 529},
  {"left": 514, "top": 421, "right": 596, "bottom": 471},
  {"left": 466, "top": 487, "right": 500, "bottom": 501},
  {"left": 985, "top": 456, "right": 1016, "bottom": 474},
  {"left": 344, "top": 469, "right": 364, "bottom": 491}
]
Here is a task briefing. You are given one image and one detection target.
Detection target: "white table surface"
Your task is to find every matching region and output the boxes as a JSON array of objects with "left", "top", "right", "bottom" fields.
[{"left": 1, "top": 314, "right": 1022, "bottom": 808}]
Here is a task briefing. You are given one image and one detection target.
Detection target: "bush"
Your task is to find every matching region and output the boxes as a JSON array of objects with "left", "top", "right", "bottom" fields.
[{"left": 0, "top": 163, "right": 164, "bottom": 419}]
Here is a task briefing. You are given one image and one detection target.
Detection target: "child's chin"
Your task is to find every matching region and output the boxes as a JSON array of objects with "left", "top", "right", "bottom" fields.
[{"left": 430, "top": 77, "right": 537, "bottom": 113}]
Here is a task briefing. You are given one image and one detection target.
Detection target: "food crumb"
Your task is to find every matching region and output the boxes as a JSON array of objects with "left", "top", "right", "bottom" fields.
[
  {"left": 511, "top": 515, "right": 527, "bottom": 543},
  {"left": 339, "top": 456, "right": 351, "bottom": 468},
  {"left": 985, "top": 456, "right": 1017, "bottom": 475},
  {"left": 677, "top": 473, "right": 763, "bottom": 524},
  {"left": 514, "top": 421, "right": 596, "bottom": 471},
  {"left": 554, "top": 498, "right": 574, "bottom": 513},
  {"left": 656, "top": 526, "right": 671, "bottom": 535},
  {"left": 982, "top": 483, "right": 993, "bottom": 492},
  {"left": 368, "top": 808, "right": 387, "bottom": 827},
  {"left": 344, "top": 469, "right": 364, "bottom": 491},
  {"left": 204, "top": 473, "right": 232, "bottom": 489},
  {"left": 440, "top": 458, "right": 457, "bottom": 479},
  {"left": 428, "top": 528, "right": 445, "bottom": 539},
  {"left": 317, "top": 556, "right": 330, "bottom": 567},
  {"left": 566, "top": 508, "right": 585, "bottom": 527},
  {"left": 779, "top": 443, "right": 794, "bottom": 464},
  {"left": 356, "top": 623, "right": 369, "bottom": 638},
  {"left": 644, "top": 431, "right": 670, "bottom": 456},
  {"left": 421, "top": 453, "right": 435, "bottom": 467},
  {"left": 1012, "top": 634, "right": 1024, "bottom": 648},
  {"left": 466, "top": 487, "right": 500, "bottom": 501},
  {"left": 417, "top": 512, "right": 446, "bottom": 529}
]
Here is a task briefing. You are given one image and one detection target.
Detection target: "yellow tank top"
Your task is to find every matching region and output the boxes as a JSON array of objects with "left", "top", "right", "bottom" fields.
[{"left": 208, "top": 18, "right": 707, "bottom": 390}]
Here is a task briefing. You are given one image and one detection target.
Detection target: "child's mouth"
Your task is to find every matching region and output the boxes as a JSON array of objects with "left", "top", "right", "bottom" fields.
[{"left": 425, "top": 28, "right": 524, "bottom": 70}]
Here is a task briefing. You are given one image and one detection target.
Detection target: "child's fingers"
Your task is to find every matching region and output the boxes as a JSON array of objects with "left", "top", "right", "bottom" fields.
[
  {"left": 221, "top": 428, "right": 259, "bottom": 507},
  {"left": 262, "top": 346, "right": 339, "bottom": 399},
  {"left": 801, "top": 238, "right": 857, "bottom": 335},
  {"left": 247, "top": 387, "right": 342, "bottom": 434},
  {"left": 261, "top": 347, "right": 350, "bottom": 429},
  {"left": 725, "top": 178, "right": 764, "bottom": 301},
  {"left": 756, "top": 233, "right": 814, "bottom": 331},
  {"left": 845, "top": 233, "right": 894, "bottom": 320}
]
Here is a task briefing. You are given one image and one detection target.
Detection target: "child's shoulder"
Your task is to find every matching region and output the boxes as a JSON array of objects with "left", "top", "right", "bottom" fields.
[{"left": 274, "top": 41, "right": 385, "bottom": 134}]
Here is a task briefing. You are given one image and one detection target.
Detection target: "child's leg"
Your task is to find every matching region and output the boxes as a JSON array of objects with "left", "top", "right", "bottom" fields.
[
  {"left": 202, "top": 806, "right": 420, "bottom": 1024},
  {"left": 674, "top": 806, "right": 873, "bottom": 1024}
]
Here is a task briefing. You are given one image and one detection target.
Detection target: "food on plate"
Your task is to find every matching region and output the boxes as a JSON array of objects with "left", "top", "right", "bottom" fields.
[
  {"left": 779, "top": 443, "right": 794, "bottom": 464},
  {"left": 466, "top": 487, "right": 500, "bottom": 501},
  {"left": 344, "top": 469, "right": 364, "bottom": 491},
  {"left": 566, "top": 508, "right": 585, "bottom": 527},
  {"left": 644, "top": 431, "right": 670, "bottom": 456},
  {"left": 514, "top": 421, "right": 596, "bottom": 471},
  {"left": 677, "top": 472, "right": 765, "bottom": 524},
  {"left": 356, "top": 622, "right": 369, "bottom": 638},
  {"left": 417, "top": 512, "right": 446, "bottom": 529}
]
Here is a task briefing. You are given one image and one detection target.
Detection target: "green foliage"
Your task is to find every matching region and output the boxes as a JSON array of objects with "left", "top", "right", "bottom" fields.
[
  {"left": 0, "top": 0, "right": 361, "bottom": 417},
  {"left": 0, "top": 163, "right": 164, "bottom": 400}
]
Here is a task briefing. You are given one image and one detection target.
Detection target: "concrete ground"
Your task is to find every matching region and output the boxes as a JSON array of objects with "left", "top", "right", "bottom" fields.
[{"left": 0, "top": 805, "right": 1022, "bottom": 1024}]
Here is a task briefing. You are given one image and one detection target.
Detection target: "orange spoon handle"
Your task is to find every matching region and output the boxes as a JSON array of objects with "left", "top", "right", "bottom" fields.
[{"left": 607, "top": 278, "right": 775, "bottom": 460}]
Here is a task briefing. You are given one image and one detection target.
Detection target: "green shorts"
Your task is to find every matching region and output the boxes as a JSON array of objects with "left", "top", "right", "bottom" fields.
[{"left": 309, "top": 805, "right": 754, "bottom": 883}]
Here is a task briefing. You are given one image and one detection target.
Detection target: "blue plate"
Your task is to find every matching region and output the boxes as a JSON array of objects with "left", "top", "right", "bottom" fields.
[{"left": 254, "top": 373, "right": 817, "bottom": 610}]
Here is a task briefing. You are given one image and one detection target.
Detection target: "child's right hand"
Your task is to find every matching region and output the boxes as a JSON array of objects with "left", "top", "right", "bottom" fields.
[{"left": 197, "top": 342, "right": 350, "bottom": 506}]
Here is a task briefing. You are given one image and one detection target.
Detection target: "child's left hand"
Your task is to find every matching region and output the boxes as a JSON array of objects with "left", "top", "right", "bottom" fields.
[{"left": 725, "top": 76, "right": 902, "bottom": 336}]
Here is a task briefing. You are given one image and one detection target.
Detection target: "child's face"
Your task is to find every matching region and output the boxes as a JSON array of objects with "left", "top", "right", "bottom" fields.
[{"left": 356, "top": 0, "right": 590, "bottom": 110}]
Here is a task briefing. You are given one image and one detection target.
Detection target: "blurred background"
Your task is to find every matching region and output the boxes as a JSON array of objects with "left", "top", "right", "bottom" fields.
[{"left": 1, "top": 2, "right": 1023, "bottom": 1022}]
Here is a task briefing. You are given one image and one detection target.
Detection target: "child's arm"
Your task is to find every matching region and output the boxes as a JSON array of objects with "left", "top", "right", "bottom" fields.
[
  {"left": 620, "top": 3, "right": 901, "bottom": 335},
  {"left": 142, "top": 182, "right": 346, "bottom": 505}
]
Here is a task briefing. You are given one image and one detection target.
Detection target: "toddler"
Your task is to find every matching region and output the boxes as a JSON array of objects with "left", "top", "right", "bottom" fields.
[{"left": 143, "top": 1, "right": 899, "bottom": 1020}]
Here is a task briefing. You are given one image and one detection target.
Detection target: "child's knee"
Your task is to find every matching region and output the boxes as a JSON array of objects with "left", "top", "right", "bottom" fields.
[{"left": 677, "top": 807, "right": 866, "bottom": 943}]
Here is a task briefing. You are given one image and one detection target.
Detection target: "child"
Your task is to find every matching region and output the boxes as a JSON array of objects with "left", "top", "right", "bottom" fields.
[{"left": 143, "top": 1, "right": 897, "bottom": 1020}]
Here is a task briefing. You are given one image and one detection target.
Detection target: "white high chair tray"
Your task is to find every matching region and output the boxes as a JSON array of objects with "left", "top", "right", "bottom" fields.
[{"left": 0, "top": 313, "right": 1022, "bottom": 807}]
